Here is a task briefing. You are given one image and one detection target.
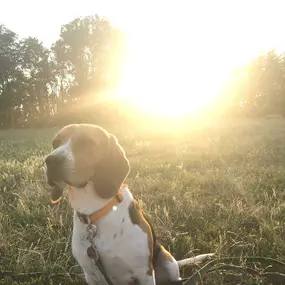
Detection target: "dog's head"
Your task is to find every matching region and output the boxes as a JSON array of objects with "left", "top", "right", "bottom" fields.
[{"left": 45, "top": 124, "right": 130, "bottom": 199}]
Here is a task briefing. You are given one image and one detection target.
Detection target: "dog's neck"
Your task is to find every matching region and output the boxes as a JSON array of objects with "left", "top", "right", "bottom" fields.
[{"left": 68, "top": 181, "right": 114, "bottom": 215}]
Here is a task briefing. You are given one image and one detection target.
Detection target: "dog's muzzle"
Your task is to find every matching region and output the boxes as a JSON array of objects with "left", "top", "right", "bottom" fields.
[{"left": 45, "top": 154, "right": 65, "bottom": 186}]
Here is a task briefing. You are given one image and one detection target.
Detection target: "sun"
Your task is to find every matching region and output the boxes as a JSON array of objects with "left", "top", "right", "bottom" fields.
[
  {"left": 112, "top": 0, "right": 281, "bottom": 117},
  {"left": 114, "top": 8, "right": 235, "bottom": 117},
  {"left": 116, "top": 35, "right": 232, "bottom": 117}
]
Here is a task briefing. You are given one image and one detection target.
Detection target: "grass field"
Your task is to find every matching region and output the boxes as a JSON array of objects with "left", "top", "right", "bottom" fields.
[{"left": 1, "top": 118, "right": 285, "bottom": 284}]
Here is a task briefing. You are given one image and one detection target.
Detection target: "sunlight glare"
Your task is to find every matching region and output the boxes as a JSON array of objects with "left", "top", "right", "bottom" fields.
[
  {"left": 117, "top": 55, "right": 231, "bottom": 116},
  {"left": 116, "top": 12, "right": 232, "bottom": 116},
  {"left": 112, "top": 0, "right": 285, "bottom": 117}
]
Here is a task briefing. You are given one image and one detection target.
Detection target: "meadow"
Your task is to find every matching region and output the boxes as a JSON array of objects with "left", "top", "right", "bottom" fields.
[{"left": 1, "top": 118, "right": 285, "bottom": 284}]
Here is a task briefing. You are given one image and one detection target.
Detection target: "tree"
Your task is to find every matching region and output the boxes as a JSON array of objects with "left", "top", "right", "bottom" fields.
[
  {"left": 0, "top": 16, "right": 127, "bottom": 128},
  {"left": 0, "top": 25, "right": 19, "bottom": 127},
  {"left": 17, "top": 37, "right": 55, "bottom": 126},
  {"left": 54, "top": 15, "right": 126, "bottom": 99},
  {"left": 227, "top": 50, "right": 285, "bottom": 116}
]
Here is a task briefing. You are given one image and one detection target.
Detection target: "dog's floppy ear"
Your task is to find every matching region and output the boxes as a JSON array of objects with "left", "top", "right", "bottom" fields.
[{"left": 91, "top": 134, "right": 130, "bottom": 199}]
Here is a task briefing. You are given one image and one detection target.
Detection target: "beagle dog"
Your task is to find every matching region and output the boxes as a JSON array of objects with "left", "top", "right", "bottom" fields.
[{"left": 45, "top": 124, "right": 182, "bottom": 285}]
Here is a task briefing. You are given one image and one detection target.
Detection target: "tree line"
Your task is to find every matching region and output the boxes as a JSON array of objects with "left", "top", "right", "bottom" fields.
[
  {"left": 0, "top": 15, "right": 285, "bottom": 129},
  {"left": 223, "top": 50, "right": 285, "bottom": 117},
  {"left": 0, "top": 15, "right": 127, "bottom": 128}
]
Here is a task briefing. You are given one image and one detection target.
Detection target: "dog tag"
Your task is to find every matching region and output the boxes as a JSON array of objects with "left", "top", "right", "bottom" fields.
[{"left": 87, "top": 246, "right": 98, "bottom": 260}]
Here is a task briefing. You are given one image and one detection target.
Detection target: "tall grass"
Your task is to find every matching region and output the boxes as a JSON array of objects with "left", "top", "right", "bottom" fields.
[{"left": 1, "top": 118, "right": 285, "bottom": 284}]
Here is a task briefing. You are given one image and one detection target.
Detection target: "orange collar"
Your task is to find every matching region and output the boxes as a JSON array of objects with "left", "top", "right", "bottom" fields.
[{"left": 72, "top": 184, "right": 126, "bottom": 224}]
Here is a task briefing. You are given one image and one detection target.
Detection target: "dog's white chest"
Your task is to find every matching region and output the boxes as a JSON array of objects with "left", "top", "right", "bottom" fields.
[{"left": 71, "top": 188, "right": 151, "bottom": 285}]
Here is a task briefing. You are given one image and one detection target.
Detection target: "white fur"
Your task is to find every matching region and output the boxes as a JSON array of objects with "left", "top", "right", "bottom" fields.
[
  {"left": 155, "top": 251, "right": 180, "bottom": 283},
  {"left": 70, "top": 184, "right": 155, "bottom": 285},
  {"left": 52, "top": 139, "right": 74, "bottom": 166}
]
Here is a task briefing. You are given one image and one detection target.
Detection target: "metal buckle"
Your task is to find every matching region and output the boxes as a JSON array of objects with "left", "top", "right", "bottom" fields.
[
  {"left": 86, "top": 217, "right": 97, "bottom": 240},
  {"left": 116, "top": 193, "right": 122, "bottom": 203},
  {"left": 77, "top": 213, "right": 88, "bottom": 224}
]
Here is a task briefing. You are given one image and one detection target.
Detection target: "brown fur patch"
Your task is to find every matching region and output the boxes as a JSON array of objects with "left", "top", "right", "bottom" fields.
[
  {"left": 128, "top": 200, "right": 154, "bottom": 276},
  {"left": 160, "top": 245, "right": 174, "bottom": 263},
  {"left": 52, "top": 124, "right": 78, "bottom": 149}
]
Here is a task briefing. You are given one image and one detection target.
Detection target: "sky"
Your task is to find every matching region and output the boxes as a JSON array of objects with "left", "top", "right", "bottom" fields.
[
  {"left": 2, "top": 0, "right": 285, "bottom": 115},
  {"left": 1, "top": 0, "right": 285, "bottom": 56},
  {"left": 0, "top": 0, "right": 120, "bottom": 47}
]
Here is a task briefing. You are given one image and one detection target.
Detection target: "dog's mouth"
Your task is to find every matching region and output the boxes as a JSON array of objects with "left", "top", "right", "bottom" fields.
[
  {"left": 46, "top": 162, "right": 90, "bottom": 203},
  {"left": 46, "top": 166, "right": 63, "bottom": 185},
  {"left": 50, "top": 186, "right": 64, "bottom": 204},
  {"left": 49, "top": 181, "right": 88, "bottom": 204},
  {"left": 45, "top": 166, "right": 65, "bottom": 203},
  {"left": 48, "top": 175, "right": 89, "bottom": 204},
  {"left": 46, "top": 164, "right": 88, "bottom": 186}
]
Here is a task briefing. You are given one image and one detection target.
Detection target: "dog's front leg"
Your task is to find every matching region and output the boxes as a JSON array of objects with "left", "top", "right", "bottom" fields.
[{"left": 84, "top": 271, "right": 108, "bottom": 285}]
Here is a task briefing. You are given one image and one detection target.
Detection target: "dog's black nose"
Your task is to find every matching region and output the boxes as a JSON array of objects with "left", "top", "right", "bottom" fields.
[{"left": 45, "top": 155, "right": 64, "bottom": 168}]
